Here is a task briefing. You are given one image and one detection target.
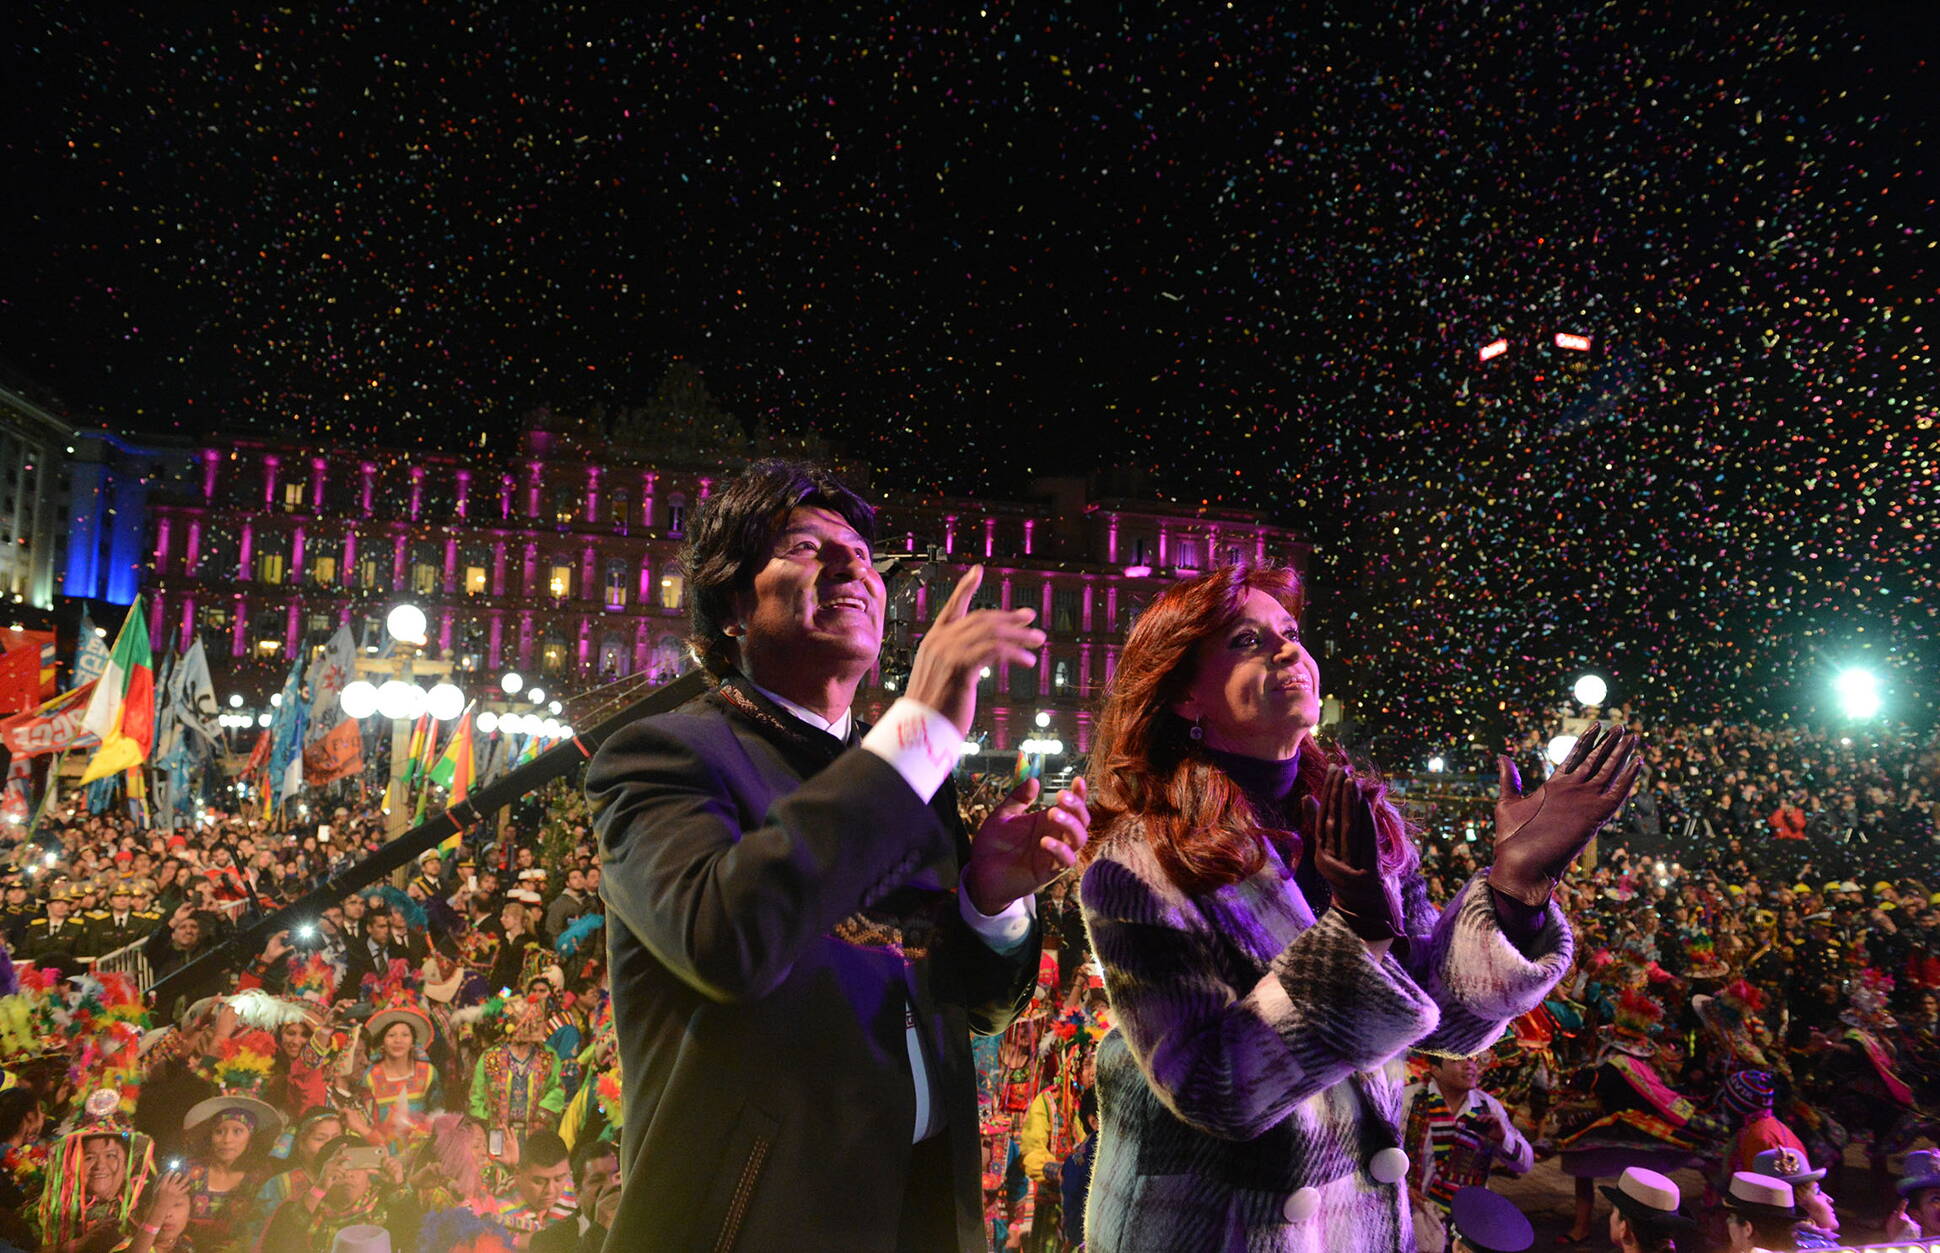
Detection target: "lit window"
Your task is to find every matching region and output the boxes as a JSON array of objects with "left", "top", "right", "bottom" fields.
[
  {"left": 464, "top": 566, "right": 487, "bottom": 595},
  {"left": 311, "top": 556, "right": 337, "bottom": 586},
  {"left": 282, "top": 481, "right": 306, "bottom": 511},
  {"left": 411, "top": 562, "right": 439, "bottom": 597},
  {"left": 541, "top": 641, "right": 567, "bottom": 672},
  {"left": 549, "top": 565, "right": 573, "bottom": 598},
  {"left": 255, "top": 552, "right": 286, "bottom": 585},
  {"left": 658, "top": 574, "right": 684, "bottom": 610},
  {"left": 604, "top": 564, "right": 627, "bottom": 610}
]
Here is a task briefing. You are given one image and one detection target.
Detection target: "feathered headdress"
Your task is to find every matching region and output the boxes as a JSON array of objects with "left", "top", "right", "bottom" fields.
[
  {"left": 361, "top": 957, "right": 423, "bottom": 1009},
  {"left": 364, "top": 884, "right": 428, "bottom": 932},
  {"left": 555, "top": 913, "right": 604, "bottom": 961}
]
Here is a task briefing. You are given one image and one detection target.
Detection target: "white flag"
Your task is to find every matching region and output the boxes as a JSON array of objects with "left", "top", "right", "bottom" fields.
[{"left": 305, "top": 625, "right": 357, "bottom": 743}]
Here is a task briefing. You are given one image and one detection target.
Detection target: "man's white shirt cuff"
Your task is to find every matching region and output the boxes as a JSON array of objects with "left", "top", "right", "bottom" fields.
[{"left": 859, "top": 697, "right": 961, "bottom": 803}]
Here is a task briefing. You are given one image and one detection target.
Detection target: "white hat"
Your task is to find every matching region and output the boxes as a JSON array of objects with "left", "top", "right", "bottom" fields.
[
  {"left": 1723, "top": 1171, "right": 1798, "bottom": 1222},
  {"left": 328, "top": 1224, "right": 391, "bottom": 1253},
  {"left": 509, "top": 888, "right": 543, "bottom": 905}
]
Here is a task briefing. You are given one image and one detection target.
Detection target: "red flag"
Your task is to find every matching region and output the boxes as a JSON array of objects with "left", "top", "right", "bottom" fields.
[
  {"left": 243, "top": 728, "right": 272, "bottom": 776},
  {"left": 0, "top": 647, "right": 42, "bottom": 715}
]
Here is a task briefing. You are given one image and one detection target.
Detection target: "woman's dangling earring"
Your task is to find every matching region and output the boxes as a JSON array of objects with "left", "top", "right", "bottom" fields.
[{"left": 1187, "top": 717, "right": 1204, "bottom": 742}]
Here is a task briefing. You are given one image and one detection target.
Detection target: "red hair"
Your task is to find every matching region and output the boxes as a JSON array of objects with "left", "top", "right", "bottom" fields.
[{"left": 1084, "top": 565, "right": 1412, "bottom": 894}]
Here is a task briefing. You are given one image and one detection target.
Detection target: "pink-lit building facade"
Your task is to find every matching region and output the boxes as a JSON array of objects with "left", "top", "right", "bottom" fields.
[{"left": 140, "top": 419, "right": 1307, "bottom": 754}]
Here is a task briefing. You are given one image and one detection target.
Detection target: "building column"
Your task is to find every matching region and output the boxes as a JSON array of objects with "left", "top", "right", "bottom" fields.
[
  {"left": 585, "top": 466, "right": 601, "bottom": 523},
  {"left": 392, "top": 531, "right": 407, "bottom": 589},
  {"left": 360, "top": 463, "right": 377, "bottom": 516},
  {"left": 488, "top": 613, "right": 504, "bottom": 669},
  {"left": 983, "top": 517, "right": 996, "bottom": 558},
  {"left": 290, "top": 526, "right": 307, "bottom": 581},
  {"left": 185, "top": 519, "right": 203, "bottom": 575},
  {"left": 1106, "top": 518, "right": 1118, "bottom": 564},
  {"left": 580, "top": 544, "right": 596, "bottom": 603},
  {"left": 341, "top": 532, "right": 358, "bottom": 587},
  {"left": 310, "top": 457, "right": 328, "bottom": 512},
  {"left": 179, "top": 598, "right": 196, "bottom": 654},
  {"left": 1023, "top": 518, "right": 1036, "bottom": 556},
  {"left": 491, "top": 539, "right": 508, "bottom": 597},
  {"left": 522, "top": 543, "right": 538, "bottom": 597},
  {"left": 634, "top": 617, "right": 651, "bottom": 673},
  {"left": 153, "top": 515, "right": 173, "bottom": 575},
  {"left": 992, "top": 707, "right": 1010, "bottom": 753},
  {"left": 201, "top": 449, "right": 221, "bottom": 501},
  {"left": 500, "top": 473, "right": 516, "bottom": 521},
  {"left": 577, "top": 616, "right": 593, "bottom": 669},
  {"left": 262, "top": 454, "right": 281, "bottom": 509},
  {"left": 1157, "top": 526, "right": 1170, "bottom": 567},
  {"left": 238, "top": 522, "right": 254, "bottom": 580},
  {"left": 231, "top": 595, "right": 247, "bottom": 657},
  {"left": 409, "top": 467, "right": 426, "bottom": 521},
  {"left": 438, "top": 610, "right": 453, "bottom": 654},
  {"left": 517, "top": 612, "right": 535, "bottom": 670},
  {"left": 525, "top": 462, "right": 544, "bottom": 518},
  {"left": 1076, "top": 710, "right": 1094, "bottom": 755},
  {"left": 285, "top": 600, "right": 301, "bottom": 651},
  {"left": 1079, "top": 644, "right": 1093, "bottom": 701},
  {"left": 640, "top": 472, "right": 657, "bottom": 529},
  {"left": 443, "top": 537, "right": 459, "bottom": 595},
  {"left": 455, "top": 470, "right": 471, "bottom": 520},
  {"left": 150, "top": 590, "right": 168, "bottom": 652},
  {"left": 636, "top": 558, "right": 653, "bottom": 606},
  {"left": 1081, "top": 580, "right": 1095, "bottom": 633},
  {"left": 943, "top": 515, "right": 957, "bottom": 554}
]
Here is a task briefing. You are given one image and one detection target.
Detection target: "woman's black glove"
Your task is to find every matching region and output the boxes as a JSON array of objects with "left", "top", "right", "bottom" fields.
[{"left": 1304, "top": 766, "right": 1406, "bottom": 942}]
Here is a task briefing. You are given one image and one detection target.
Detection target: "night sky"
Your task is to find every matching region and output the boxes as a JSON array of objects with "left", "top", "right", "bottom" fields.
[{"left": 2, "top": 3, "right": 1934, "bottom": 747}]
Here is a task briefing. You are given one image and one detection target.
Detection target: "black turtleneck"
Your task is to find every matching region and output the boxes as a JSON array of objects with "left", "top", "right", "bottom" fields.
[{"left": 1203, "top": 745, "right": 1545, "bottom": 949}]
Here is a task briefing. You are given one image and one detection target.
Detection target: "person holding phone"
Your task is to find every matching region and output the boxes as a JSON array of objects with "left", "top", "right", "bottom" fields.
[
  {"left": 258, "top": 1135, "right": 395, "bottom": 1252},
  {"left": 587, "top": 461, "right": 1086, "bottom": 1251},
  {"left": 1074, "top": 566, "right": 1633, "bottom": 1252}
]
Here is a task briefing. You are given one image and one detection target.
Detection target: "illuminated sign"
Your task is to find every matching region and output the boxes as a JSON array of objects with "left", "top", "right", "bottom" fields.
[
  {"left": 1554, "top": 332, "right": 1593, "bottom": 352},
  {"left": 1478, "top": 339, "right": 1509, "bottom": 362}
]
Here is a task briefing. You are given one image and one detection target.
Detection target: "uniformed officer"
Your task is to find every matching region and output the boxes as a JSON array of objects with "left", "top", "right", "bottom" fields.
[
  {"left": 19, "top": 884, "right": 87, "bottom": 965},
  {"left": 1447, "top": 1186, "right": 1534, "bottom": 1253},
  {"left": 84, "top": 880, "right": 156, "bottom": 958},
  {"left": 0, "top": 876, "right": 33, "bottom": 953}
]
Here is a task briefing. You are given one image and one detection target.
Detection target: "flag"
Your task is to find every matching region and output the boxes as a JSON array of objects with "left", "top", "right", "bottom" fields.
[
  {"left": 0, "top": 757, "right": 30, "bottom": 828},
  {"left": 304, "top": 625, "right": 357, "bottom": 744},
  {"left": 302, "top": 718, "right": 365, "bottom": 786},
  {"left": 404, "top": 714, "right": 431, "bottom": 785},
  {"left": 0, "top": 646, "right": 42, "bottom": 715},
  {"left": 124, "top": 766, "right": 150, "bottom": 827},
  {"left": 3, "top": 681, "right": 101, "bottom": 757},
  {"left": 72, "top": 613, "right": 111, "bottom": 690},
  {"left": 171, "top": 639, "right": 223, "bottom": 750},
  {"left": 0, "top": 628, "right": 57, "bottom": 698},
  {"left": 242, "top": 728, "right": 272, "bottom": 776},
  {"left": 79, "top": 603, "right": 155, "bottom": 785},
  {"left": 266, "top": 658, "right": 307, "bottom": 808},
  {"left": 428, "top": 704, "right": 476, "bottom": 804}
]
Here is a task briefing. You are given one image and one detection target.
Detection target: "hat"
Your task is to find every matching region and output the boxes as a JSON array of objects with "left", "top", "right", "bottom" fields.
[
  {"left": 1448, "top": 1186, "right": 1533, "bottom": 1252},
  {"left": 1836, "top": 880, "right": 1861, "bottom": 893},
  {"left": 328, "top": 1224, "right": 392, "bottom": 1253},
  {"left": 184, "top": 1029, "right": 287, "bottom": 1140},
  {"left": 1719, "top": 1069, "right": 1776, "bottom": 1119},
  {"left": 1751, "top": 1146, "right": 1826, "bottom": 1184},
  {"left": 1597, "top": 989, "right": 1666, "bottom": 1058},
  {"left": 508, "top": 888, "right": 543, "bottom": 906},
  {"left": 416, "top": 850, "right": 441, "bottom": 865},
  {"left": 1598, "top": 1167, "right": 1697, "bottom": 1235},
  {"left": 1872, "top": 880, "right": 1894, "bottom": 895},
  {"left": 1897, "top": 1149, "right": 1940, "bottom": 1197},
  {"left": 1722, "top": 1171, "right": 1797, "bottom": 1223},
  {"left": 184, "top": 1093, "right": 285, "bottom": 1138},
  {"left": 366, "top": 1005, "right": 433, "bottom": 1050}
]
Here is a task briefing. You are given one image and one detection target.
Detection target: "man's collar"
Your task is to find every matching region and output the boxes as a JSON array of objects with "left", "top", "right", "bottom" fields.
[{"left": 745, "top": 678, "right": 853, "bottom": 741}]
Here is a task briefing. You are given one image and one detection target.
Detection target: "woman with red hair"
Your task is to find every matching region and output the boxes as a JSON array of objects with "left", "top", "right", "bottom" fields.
[{"left": 1077, "top": 565, "right": 1639, "bottom": 1251}]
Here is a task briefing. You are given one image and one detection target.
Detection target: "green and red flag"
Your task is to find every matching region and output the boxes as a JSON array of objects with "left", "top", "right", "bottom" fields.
[
  {"left": 79, "top": 603, "right": 155, "bottom": 784},
  {"left": 428, "top": 704, "right": 476, "bottom": 805}
]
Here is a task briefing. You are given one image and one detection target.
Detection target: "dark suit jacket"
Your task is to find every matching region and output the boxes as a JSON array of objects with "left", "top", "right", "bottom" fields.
[
  {"left": 587, "top": 676, "right": 1039, "bottom": 1252},
  {"left": 531, "top": 1215, "right": 605, "bottom": 1253}
]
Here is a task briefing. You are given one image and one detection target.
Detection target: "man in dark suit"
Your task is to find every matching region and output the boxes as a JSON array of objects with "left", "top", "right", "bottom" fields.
[
  {"left": 530, "top": 1139, "right": 620, "bottom": 1253},
  {"left": 587, "top": 461, "right": 1091, "bottom": 1252}
]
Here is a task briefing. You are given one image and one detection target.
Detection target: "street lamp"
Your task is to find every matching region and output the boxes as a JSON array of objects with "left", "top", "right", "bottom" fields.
[
  {"left": 528, "top": 687, "right": 546, "bottom": 705},
  {"left": 1545, "top": 734, "right": 1578, "bottom": 766},
  {"left": 1034, "top": 711, "right": 1052, "bottom": 729},
  {"left": 1834, "top": 668, "right": 1881, "bottom": 719},
  {"left": 339, "top": 680, "right": 379, "bottom": 720},
  {"left": 227, "top": 694, "right": 243, "bottom": 709},
  {"left": 375, "top": 680, "right": 425, "bottom": 722},
  {"left": 1573, "top": 673, "right": 1609, "bottom": 707},
  {"left": 501, "top": 672, "right": 524, "bottom": 695},
  {"left": 476, "top": 710, "right": 499, "bottom": 735},
  {"left": 426, "top": 682, "right": 466, "bottom": 722},
  {"left": 386, "top": 603, "right": 428, "bottom": 646},
  {"left": 1428, "top": 755, "right": 1447, "bottom": 774}
]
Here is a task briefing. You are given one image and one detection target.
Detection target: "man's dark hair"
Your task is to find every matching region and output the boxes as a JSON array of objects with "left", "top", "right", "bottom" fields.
[
  {"left": 522, "top": 1129, "right": 570, "bottom": 1171},
  {"left": 0, "top": 1087, "right": 38, "bottom": 1142},
  {"left": 570, "top": 1135, "right": 619, "bottom": 1184},
  {"left": 682, "top": 459, "right": 876, "bottom": 677}
]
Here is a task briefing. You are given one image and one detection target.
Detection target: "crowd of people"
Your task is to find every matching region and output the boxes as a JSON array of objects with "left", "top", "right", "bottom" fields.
[
  {"left": 967, "top": 712, "right": 1940, "bottom": 1250},
  {"left": 0, "top": 691, "right": 1929, "bottom": 1249},
  {"left": 0, "top": 792, "right": 624, "bottom": 1253}
]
